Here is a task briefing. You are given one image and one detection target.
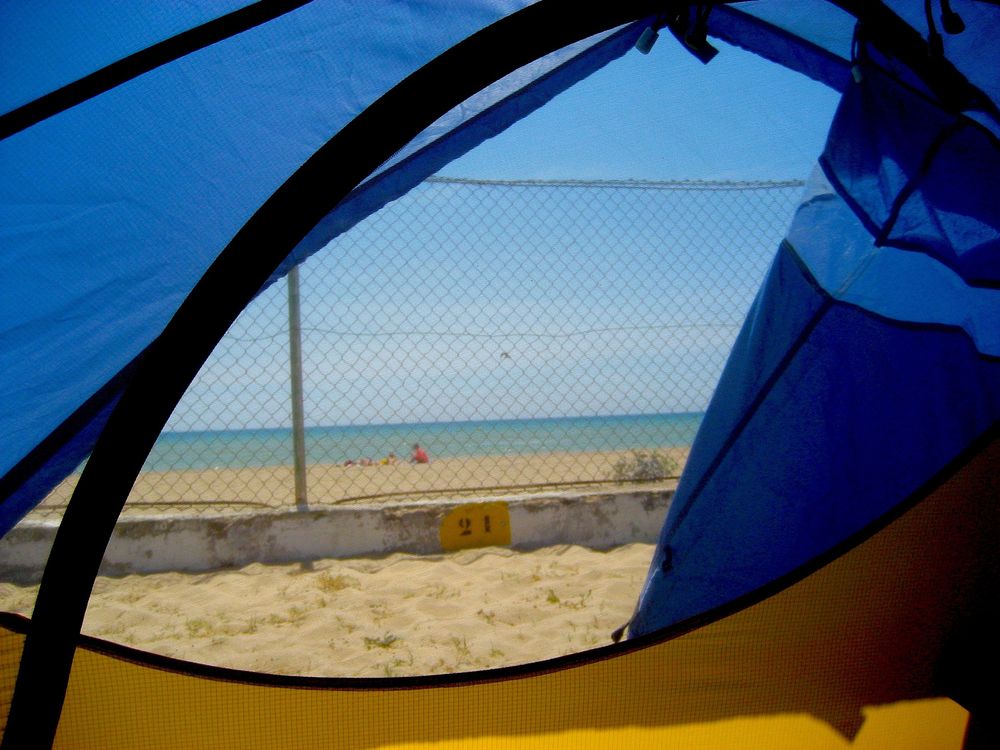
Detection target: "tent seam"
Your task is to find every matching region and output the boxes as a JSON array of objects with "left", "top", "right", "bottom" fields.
[
  {"left": 874, "top": 118, "right": 966, "bottom": 246},
  {"left": 663, "top": 239, "right": 833, "bottom": 540}
]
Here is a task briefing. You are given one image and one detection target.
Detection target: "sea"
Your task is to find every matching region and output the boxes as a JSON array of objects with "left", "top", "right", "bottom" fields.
[{"left": 143, "top": 412, "right": 704, "bottom": 472}]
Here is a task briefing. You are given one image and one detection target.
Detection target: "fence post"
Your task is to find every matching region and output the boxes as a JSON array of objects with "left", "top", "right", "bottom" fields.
[{"left": 287, "top": 265, "right": 308, "bottom": 509}]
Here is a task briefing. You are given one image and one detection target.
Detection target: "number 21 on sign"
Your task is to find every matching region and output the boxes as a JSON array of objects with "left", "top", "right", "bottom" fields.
[{"left": 440, "top": 501, "right": 511, "bottom": 551}]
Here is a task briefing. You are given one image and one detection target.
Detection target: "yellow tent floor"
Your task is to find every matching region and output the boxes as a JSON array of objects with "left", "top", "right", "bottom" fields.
[{"left": 3, "top": 438, "right": 995, "bottom": 748}]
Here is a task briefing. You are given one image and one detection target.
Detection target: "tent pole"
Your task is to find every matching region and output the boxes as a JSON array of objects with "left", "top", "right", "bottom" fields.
[
  {"left": 288, "top": 265, "right": 308, "bottom": 509},
  {"left": 0, "top": 4, "right": 679, "bottom": 747}
]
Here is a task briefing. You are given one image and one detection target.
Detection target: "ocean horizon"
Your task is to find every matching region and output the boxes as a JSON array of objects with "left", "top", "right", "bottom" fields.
[{"left": 142, "top": 412, "right": 704, "bottom": 472}]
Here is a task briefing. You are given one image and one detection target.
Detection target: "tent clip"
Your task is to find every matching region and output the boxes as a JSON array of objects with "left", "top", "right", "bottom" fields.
[
  {"left": 610, "top": 619, "right": 631, "bottom": 643},
  {"left": 926, "top": 0, "right": 966, "bottom": 58},
  {"left": 850, "top": 22, "right": 866, "bottom": 83},
  {"left": 635, "top": 26, "right": 659, "bottom": 54},
  {"left": 939, "top": 0, "right": 965, "bottom": 35},
  {"left": 665, "top": 5, "right": 718, "bottom": 64}
]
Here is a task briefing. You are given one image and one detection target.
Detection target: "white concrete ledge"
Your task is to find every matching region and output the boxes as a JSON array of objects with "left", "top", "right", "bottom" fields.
[{"left": 0, "top": 489, "right": 671, "bottom": 583}]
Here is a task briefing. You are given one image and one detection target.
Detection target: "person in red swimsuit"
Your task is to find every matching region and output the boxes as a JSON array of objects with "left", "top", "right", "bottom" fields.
[{"left": 410, "top": 443, "right": 429, "bottom": 464}]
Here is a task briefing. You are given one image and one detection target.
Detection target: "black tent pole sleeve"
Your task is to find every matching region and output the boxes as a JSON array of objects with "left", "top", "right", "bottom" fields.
[
  {"left": 0, "top": 2, "right": 681, "bottom": 747},
  {"left": 0, "top": 0, "right": 315, "bottom": 141}
]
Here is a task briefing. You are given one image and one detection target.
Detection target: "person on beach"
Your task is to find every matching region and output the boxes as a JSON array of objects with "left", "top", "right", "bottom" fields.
[{"left": 411, "top": 444, "right": 429, "bottom": 464}]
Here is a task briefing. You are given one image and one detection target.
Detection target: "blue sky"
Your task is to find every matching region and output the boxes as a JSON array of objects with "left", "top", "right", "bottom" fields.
[
  {"left": 442, "top": 36, "right": 840, "bottom": 181},
  {"left": 169, "top": 34, "right": 841, "bottom": 432}
]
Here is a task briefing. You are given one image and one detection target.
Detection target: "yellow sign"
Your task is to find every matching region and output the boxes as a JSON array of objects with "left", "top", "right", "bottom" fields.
[{"left": 439, "top": 501, "right": 511, "bottom": 551}]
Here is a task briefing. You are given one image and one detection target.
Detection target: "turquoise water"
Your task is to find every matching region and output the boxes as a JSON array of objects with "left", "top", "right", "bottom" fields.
[{"left": 143, "top": 412, "right": 703, "bottom": 472}]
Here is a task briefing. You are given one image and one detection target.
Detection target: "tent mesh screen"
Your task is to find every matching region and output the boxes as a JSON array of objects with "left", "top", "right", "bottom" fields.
[{"left": 31, "top": 176, "right": 804, "bottom": 517}]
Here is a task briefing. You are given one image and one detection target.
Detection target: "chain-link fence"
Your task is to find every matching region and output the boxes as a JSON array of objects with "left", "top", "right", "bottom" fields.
[{"left": 37, "top": 177, "right": 804, "bottom": 517}]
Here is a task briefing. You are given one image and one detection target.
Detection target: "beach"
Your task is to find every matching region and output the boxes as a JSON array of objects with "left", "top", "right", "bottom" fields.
[
  {"left": 9, "top": 441, "right": 673, "bottom": 678},
  {"left": 33, "top": 449, "right": 687, "bottom": 516},
  {"left": 0, "top": 543, "right": 656, "bottom": 677}
]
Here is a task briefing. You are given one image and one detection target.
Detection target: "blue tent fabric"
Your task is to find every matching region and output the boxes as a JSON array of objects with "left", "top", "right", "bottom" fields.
[
  {"left": 630, "top": 42, "right": 1000, "bottom": 635},
  {"left": 631, "top": 233, "right": 1000, "bottom": 634},
  {"left": 708, "top": 2, "right": 855, "bottom": 92},
  {"left": 822, "top": 68, "right": 1000, "bottom": 286},
  {"left": 882, "top": 0, "right": 1000, "bottom": 109},
  {"left": 0, "top": 1, "right": 255, "bottom": 116}
]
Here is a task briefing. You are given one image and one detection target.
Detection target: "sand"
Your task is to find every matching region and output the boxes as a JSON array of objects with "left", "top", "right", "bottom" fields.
[
  {"left": 33, "top": 449, "right": 686, "bottom": 517},
  {"left": 0, "top": 543, "right": 655, "bottom": 678},
  {"left": 10, "top": 449, "right": 669, "bottom": 678}
]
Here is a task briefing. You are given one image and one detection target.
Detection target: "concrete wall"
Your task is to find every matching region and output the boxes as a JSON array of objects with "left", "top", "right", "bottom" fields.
[{"left": 0, "top": 490, "right": 671, "bottom": 583}]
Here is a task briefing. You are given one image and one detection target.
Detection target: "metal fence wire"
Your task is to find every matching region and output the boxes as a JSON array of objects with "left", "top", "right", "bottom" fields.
[{"left": 38, "top": 177, "right": 805, "bottom": 517}]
